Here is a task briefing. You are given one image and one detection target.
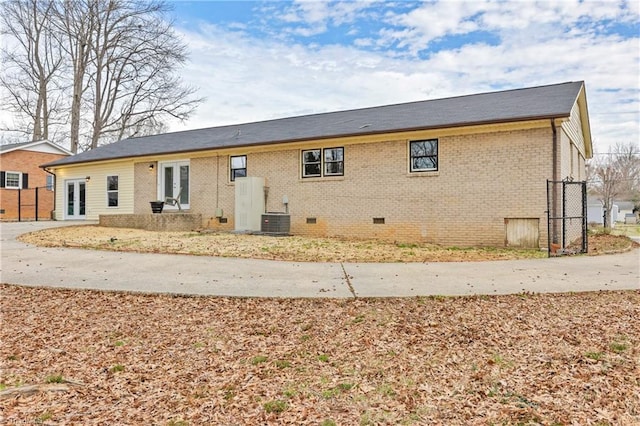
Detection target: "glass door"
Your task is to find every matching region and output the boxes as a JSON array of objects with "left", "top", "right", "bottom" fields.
[
  {"left": 159, "top": 161, "right": 190, "bottom": 210},
  {"left": 65, "top": 179, "right": 86, "bottom": 219}
]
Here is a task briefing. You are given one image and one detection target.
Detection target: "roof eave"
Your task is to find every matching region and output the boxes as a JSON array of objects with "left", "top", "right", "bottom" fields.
[
  {"left": 3, "top": 139, "right": 73, "bottom": 156},
  {"left": 576, "top": 84, "right": 593, "bottom": 158},
  {"left": 41, "top": 114, "right": 571, "bottom": 168}
]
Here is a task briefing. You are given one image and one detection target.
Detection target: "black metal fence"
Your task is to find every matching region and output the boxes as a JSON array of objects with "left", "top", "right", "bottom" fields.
[
  {"left": 0, "top": 186, "right": 54, "bottom": 222},
  {"left": 546, "top": 179, "right": 588, "bottom": 256}
]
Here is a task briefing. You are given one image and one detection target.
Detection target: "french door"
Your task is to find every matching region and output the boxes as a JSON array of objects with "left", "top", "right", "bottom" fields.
[
  {"left": 159, "top": 161, "right": 190, "bottom": 210},
  {"left": 65, "top": 179, "right": 86, "bottom": 219}
]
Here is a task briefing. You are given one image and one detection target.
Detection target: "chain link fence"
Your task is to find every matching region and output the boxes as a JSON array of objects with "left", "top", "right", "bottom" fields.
[{"left": 547, "top": 180, "right": 587, "bottom": 256}]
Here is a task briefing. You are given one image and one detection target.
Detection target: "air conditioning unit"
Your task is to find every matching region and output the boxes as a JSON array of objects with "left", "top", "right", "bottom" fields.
[{"left": 261, "top": 213, "right": 290, "bottom": 235}]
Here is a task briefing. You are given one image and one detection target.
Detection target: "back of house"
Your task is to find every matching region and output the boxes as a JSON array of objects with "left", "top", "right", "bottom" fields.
[{"left": 42, "top": 81, "right": 592, "bottom": 248}]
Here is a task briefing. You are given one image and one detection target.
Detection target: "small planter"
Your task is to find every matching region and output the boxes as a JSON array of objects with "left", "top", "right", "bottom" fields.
[{"left": 150, "top": 201, "right": 164, "bottom": 214}]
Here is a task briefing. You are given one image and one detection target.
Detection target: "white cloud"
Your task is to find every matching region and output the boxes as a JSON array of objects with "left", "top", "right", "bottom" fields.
[
  {"left": 2, "top": 1, "right": 638, "bottom": 154},
  {"left": 172, "top": 1, "right": 639, "bottom": 153}
]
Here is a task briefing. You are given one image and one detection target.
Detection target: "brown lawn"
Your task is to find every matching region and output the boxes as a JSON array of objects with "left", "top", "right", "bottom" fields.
[
  {"left": 1, "top": 286, "right": 638, "bottom": 425},
  {"left": 17, "top": 225, "right": 638, "bottom": 262}
]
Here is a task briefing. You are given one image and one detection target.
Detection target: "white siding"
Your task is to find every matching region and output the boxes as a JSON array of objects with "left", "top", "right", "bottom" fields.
[
  {"left": 561, "top": 102, "right": 586, "bottom": 157},
  {"left": 53, "top": 161, "right": 134, "bottom": 220}
]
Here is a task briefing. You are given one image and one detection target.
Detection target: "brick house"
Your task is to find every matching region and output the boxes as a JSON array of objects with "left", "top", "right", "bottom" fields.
[
  {"left": 42, "top": 81, "right": 592, "bottom": 248},
  {"left": 1, "top": 140, "right": 72, "bottom": 221}
]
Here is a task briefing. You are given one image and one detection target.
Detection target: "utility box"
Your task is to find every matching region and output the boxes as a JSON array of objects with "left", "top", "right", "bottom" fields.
[
  {"left": 234, "top": 177, "right": 265, "bottom": 232},
  {"left": 261, "top": 213, "right": 291, "bottom": 235}
]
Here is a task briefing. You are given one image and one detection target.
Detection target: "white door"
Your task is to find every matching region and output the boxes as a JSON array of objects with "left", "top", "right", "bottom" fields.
[
  {"left": 65, "top": 179, "right": 86, "bottom": 220},
  {"left": 159, "top": 161, "right": 190, "bottom": 210}
]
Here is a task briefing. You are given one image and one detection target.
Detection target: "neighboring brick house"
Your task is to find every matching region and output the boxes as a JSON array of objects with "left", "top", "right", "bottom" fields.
[
  {"left": 1, "top": 140, "right": 72, "bottom": 221},
  {"left": 42, "top": 82, "right": 592, "bottom": 248}
]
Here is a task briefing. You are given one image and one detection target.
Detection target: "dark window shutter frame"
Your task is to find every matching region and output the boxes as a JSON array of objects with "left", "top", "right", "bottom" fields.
[
  {"left": 22, "top": 173, "right": 28, "bottom": 189},
  {"left": 0, "top": 171, "right": 5, "bottom": 188}
]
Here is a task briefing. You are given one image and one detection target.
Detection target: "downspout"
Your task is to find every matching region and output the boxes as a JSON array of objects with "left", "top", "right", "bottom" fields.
[
  {"left": 44, "top": 167, "right": 57, "bottom": 220},
  {"left": 551, "top": 119, "right": 558, "bottom": 183},
  {"left": 551, "top": 119, "right": 558, "bottom": 246},
  {"left": 216, "top": 154, "right": 219, "bottom": 211}
]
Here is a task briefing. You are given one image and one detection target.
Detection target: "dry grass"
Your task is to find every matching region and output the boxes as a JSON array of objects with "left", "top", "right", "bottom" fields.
[
  {"left": 19, "top": 225, "right": 553, "bottom": 262},
  {"left": 1, "top": 285, "right": 638, "bottom": 424},
  {"left": 18, "top": 225, "right": 637, "bottom": 263}
]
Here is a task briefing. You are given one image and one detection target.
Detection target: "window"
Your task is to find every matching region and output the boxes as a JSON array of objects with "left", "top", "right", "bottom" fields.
[
  {"left": 46, "top": 175, "right": 54, "bottom": 191},
  {"left": 230, "top": 155, "right": 247, "bottom": 181},
  {"left": 0, "top": 171, "right": 26, "bottom": 189},
  {"left": 302, "top": 149, "right": 321, "bottom": 177},
  {"left": 324, "top": 147, "right": 344, "bottom": 176},
  {"left": 107, "top": 175, "right": 118, "bottom": 207},
  {"left": 5, "top": 172, "right": 21, "bottom": 188},
  {"left": 302, "top": 147, "right": 344, "bottom": 178},
  {"left": 410, "top": 139, "right": 438, "bottom": 172}
]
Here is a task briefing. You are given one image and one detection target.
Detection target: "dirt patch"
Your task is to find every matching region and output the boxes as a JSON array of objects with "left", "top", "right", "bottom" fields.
[{"left": 1, "top": 285, "right": 638, "bottom": 424}]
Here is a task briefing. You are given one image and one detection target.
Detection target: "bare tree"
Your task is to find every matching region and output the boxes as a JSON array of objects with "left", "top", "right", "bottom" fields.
[
  {"left": 52, "top": 0, "right": 97, "bottom": 153},
  {"left": 0, "top": 0, "right": 67, "bottom": 143},
  {"left": 2, "top": 0, "right": 202, "bottom": 153},
  {"left": 588, "top": 142, "right": 640, "bottom": 229},
  {"left": 82, "top": 0, "right": 201, "bottom": 150}
]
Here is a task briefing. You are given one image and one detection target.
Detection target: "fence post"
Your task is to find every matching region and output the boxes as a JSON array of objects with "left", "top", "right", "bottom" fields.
[
  {"left": 582, "top": 181, "right": 588, "bottom": 253},
  {"left": 35, "top": 187, "right": 39, "bottom": 221},
  {"left": 18, "top": 188, "right": 21, "bottom": 222},
  {"left": 546, "top": 180, "right": 551, "bottom": 257},
  {"left": 562, "top": 180, "right": 567, "bottom": 249}
]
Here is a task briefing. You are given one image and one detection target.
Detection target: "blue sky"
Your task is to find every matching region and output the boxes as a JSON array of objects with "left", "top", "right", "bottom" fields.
[
  {"left": 162, "top": 0, "right": 639, "bottom": 154},
  {"left": 2, "top": 0, "right": 637, "bottom": 153}
]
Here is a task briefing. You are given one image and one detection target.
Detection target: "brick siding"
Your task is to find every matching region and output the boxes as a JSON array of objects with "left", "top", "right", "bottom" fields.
[
  {"left": 133, "top": 126, "right": 557, "bottom": 246},
  {"left": 0, "top": 150, "right": 66, "bottom": 221}
]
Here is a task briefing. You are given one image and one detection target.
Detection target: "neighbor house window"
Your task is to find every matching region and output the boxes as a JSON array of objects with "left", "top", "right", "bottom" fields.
[
  {"left": 0, "top": 171, "right": 25, "bottom": 189},
  {"left": 5, "top": 172, "right": 21, "bottom": 188},
  {"left": 410, "top": 139, "right": 438, "bottom": 172},
  {"left": 230, "top": 155, "right": 247, "bottom": 181},
  {"left": 46, "top": 174, "right": 54, "bottom": 191},
  {"left": 107, "top": 175, "right": 118, "bottom": 207},
  {"left": 302, "top": 147, "right": 344, "bottom": 178}
]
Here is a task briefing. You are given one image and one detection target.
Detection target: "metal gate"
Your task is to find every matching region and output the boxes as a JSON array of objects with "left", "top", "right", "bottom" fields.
[{"left": 546, "top": 179, "right": 587, "bottom": 256}]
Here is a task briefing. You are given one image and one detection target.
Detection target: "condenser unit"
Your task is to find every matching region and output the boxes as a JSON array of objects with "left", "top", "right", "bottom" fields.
[{"left": 261, "top": 213, "right": 290, "bottom": 235}]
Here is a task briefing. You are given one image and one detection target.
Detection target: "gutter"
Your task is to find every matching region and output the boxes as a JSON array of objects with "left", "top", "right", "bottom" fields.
[
  {"left": 43, "top": 167, "right": 58, "bottom": 220},
  {"left": 551, "top": 119, "right": 558, "bottom": 182}
]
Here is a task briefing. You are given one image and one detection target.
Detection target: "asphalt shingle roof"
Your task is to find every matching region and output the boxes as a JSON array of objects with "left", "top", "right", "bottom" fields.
[
  {"left": 0, "top": 141, "right": 36, "bottom": 153},
  {"left": 43, "top": 81, "right": 584, "bottom": 168}
]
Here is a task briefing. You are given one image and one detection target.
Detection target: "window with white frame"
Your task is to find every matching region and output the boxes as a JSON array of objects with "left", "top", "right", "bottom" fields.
[
  {"left": 302, "top": 149, "right": 321, "bottom": 177},
  {"left": 5, "top": 172, "right": 21, "bottom": 188},
  {"left": 1, "top": 171, "right": 24, "bottom": 189},
  {"left": 46, "top": 174, "right": 54, "bottom": 191},
  {"left": 409, "top": 139, "right": 438, "bottom": 172},
  {"left": 302, "top": 147, "right": 344, "bottom": 178},
  {"left": 107, "top": 175, "right": 118, "bottom": 207},
  {"left": 230, "top": 155, "right": 247, "bottom": 181}
]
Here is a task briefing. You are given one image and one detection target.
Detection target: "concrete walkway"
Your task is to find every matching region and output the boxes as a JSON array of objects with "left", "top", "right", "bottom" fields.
[{"left": 1, "top": 221, "right": 638, "bottom": 298}]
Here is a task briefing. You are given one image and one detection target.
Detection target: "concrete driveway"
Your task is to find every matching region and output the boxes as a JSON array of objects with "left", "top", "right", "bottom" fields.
[{"left": 1, "top": 221, "right": 638, "bottom": 298}]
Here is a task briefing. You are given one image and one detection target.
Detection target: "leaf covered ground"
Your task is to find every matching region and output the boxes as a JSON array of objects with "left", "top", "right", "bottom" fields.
[
  {"left": 1, "top": 285, "right": 638, "bottom": 425},
  {"left": 19, "top": 225, "right": 635, "bottom": 262}
]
